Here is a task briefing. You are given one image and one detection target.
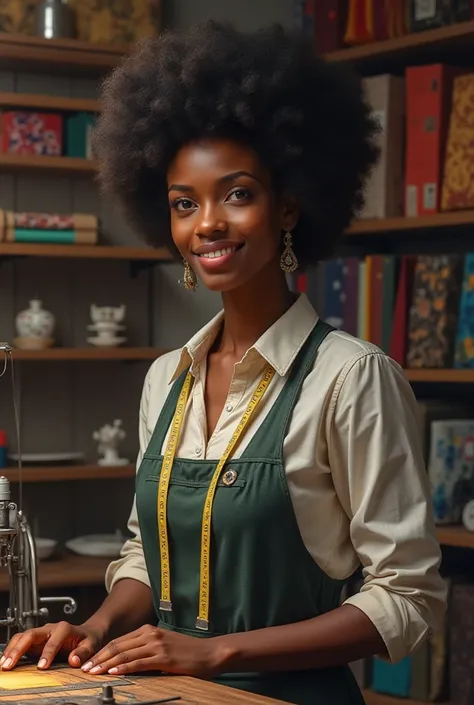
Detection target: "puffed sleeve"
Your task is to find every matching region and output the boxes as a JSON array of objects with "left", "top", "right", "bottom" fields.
[
  {"left": 328, "top": 351, "right": 447, "bottom": 663},
  {"left": 104, "top": 362, "right": 155, "bottom": 591}
]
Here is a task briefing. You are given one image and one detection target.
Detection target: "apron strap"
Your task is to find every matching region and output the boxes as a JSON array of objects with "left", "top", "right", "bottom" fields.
[{"left": 241, "top": 319, "right": 334, "bottom": 462}]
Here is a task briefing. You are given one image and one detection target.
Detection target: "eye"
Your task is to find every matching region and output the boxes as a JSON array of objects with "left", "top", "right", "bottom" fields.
[
  {"left": 171, "top": 198, "right": 196, "bottom": 212},
  {"left": 226, "top": 187, "right": 252, "bottom": 202}
]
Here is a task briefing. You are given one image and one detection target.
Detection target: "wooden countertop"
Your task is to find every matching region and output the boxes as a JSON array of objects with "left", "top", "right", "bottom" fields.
[{"left": 0, "top": 664, "right": 288, "bottom": 703}]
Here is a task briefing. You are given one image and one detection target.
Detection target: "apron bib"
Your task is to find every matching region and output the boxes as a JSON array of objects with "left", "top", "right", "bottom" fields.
[{"left": 136, "top": 320, "right": 365, "bottom": 705}]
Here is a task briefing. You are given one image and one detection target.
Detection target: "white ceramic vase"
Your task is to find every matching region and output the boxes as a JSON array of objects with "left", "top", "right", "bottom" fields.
[{"left": 15, "top": 298, "right": 55, "bottom": 339}]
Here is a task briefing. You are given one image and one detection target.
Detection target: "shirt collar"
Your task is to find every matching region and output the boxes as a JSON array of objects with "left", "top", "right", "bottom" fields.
[{"left": 169, "top": 293, "right": 318, "bottom": 382}]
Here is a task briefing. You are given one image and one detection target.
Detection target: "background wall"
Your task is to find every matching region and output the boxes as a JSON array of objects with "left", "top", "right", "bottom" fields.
[{"left": 163, "top": 0, "right": 294, "bottom": 31}]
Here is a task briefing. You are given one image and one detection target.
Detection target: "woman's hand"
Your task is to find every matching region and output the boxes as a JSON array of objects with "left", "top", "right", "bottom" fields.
[
  {"left": 0, "top": 621, "right": 106, "bottom": 671},
  {"left": 81, "top": 624, "right": 227, "bottom": 679}
]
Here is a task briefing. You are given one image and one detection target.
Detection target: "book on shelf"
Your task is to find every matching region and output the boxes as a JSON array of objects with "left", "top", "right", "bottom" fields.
[
  {"left": 0, "top": 209, "right": 99, "bottom": 245},
  {"left": 406, "top": 254, "right": 463, "bottom": 369},
  {"left": 441, "top": 73, "right": 474, "bottom": 212},
  {"left": 290, "top": 251, "right": 474, "bottom": 371},
  {"left": 361, "top": 74, "right": 405, "bottom": 220},
  {"left": 404, "top": 64, "right": 463, "bottom": 217}
]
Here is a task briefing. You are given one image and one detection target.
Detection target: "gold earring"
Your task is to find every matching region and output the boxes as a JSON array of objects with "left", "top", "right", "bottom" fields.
[
  {"left": 280, "top": 231, "right": 298, "bottom": 273},
  {"left": 182, "top": 259, "right": 197, "bottom": 291}
]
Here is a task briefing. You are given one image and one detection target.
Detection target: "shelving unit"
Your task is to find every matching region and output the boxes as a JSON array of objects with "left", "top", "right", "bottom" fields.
[
  {"left": 0, "top": 92, "right": 100, "bottom": 113},
  {"left": 325, "top": 18, "right": 474, "bottom": 74},
  {"left": 2, "top": 464, "right": 135, "bottom": 483},
  {"left": 324, "top": 20, "right": 474, "bottom": 705},
  {"left": 0, "top": 242, "right": 172, "bottom": 261},
  {"left": 0, "top": 33, "right": 127, "bottom": 76},
  {"left": 346, "top": 209, "right": 474, "bottom": 235},
  {"left": 437, "top": 525, "right": 474, "bottom": 549},
  {"left": 0, "top": 153, "right": 96, "bottom": 175},
  {"left": 404, "top": 369, "right": 474, "bottom": 383},
  {"left": 10, "top": 347, "right": 165, "bottom": 361},
  {"left": 0, "top": 553, "right": 111, "bottom": 591}
]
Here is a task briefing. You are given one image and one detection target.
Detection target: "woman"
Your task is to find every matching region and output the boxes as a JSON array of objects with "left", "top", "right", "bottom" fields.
[{"left": 1, "top": 21, "right": 446, "bottom": 705}]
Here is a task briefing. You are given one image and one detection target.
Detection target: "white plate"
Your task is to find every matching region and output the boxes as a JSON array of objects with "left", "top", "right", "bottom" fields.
[
  {"left": 9, "top": 452, "right": 84, "bottom": 463},
  {"left": 66, "top": 532, "right": 125, "bottom": 558}
]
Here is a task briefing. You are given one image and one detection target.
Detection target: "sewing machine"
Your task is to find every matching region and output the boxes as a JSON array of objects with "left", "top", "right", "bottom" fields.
[{"left": 0, "top": 344, "right": 77, "bottom": 646}]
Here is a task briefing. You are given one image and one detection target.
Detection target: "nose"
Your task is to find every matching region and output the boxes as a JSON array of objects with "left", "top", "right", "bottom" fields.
[{"left": 194, "top": 202, "right": 227, "bottom": 238}]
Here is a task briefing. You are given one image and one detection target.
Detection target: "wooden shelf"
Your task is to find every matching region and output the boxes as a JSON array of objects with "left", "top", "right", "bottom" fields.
[
  {"left": 10, "top": 347, "right": 166, "bottom": 361},
  {"left": 404, "top": 369, "right": 474, "bottom": 383},
  {"left": 326, "top": 20, "right": 474, "bottom": 74},
  {"left": 0, "top": 33, "right": 128, "bottom": 76},
  {"left": 0, "top": 553, "right": 110, "bottom": 591},
  {"left": 0, "top": 153, "right": 96, "bottom": 175},
  {"left": 1, "top": 464, "right": 135, "bottom": 483},
  {"left": 0, "top": 91, "right": 100, "bottom": 113},
  {"left": 0, "top": 242, "right": 171, "bottom": 261},
  {"left": 346, "top": 210, "right": 474, "bottom": 235},
  {"left": 437, "top": 526, "right": 474, "bottom": 549},
  {"left": 363, "top": 690, "right": 448, "bottom": 705}
]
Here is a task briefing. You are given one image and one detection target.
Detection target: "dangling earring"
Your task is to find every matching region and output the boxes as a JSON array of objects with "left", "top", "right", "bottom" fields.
[
  {"left": 182, "top": 259, "right": 197, "bottom": 291},
  {"left": 280, "top": 231, "right": 298, "bottom": 273}
]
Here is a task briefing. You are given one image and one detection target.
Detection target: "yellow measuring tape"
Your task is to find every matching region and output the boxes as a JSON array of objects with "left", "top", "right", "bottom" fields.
[
  {"left": 157, "top": 364, "right": 275, "bottom": 628},
  {"left": 157, "top": 371, "right": 194, "bottom": 611}
]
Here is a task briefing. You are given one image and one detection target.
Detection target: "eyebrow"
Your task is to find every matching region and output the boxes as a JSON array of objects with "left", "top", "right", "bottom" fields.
[{"left": 168, "top": 170, "right": 260, "bottom": 193}]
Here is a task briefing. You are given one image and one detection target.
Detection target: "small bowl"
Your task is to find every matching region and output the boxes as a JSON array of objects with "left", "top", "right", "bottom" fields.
[{"left": 35, "top": 537, "right": 58, "bottom": 561}]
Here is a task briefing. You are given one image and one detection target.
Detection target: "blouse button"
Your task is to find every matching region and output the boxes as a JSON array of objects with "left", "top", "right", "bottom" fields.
[
  {"left": 195, "top": 446, "right": 202, "bottom": 456},
  {"left": 226, "top": 404, "right": 233, "bottom": 412}
]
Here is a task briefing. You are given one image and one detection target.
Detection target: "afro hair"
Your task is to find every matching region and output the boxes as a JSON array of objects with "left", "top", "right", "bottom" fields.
[{"left": 92, "top": 20, "right": 379, "bottom": 266}]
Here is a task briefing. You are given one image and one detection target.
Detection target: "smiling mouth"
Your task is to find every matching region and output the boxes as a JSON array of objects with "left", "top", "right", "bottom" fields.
[{"left": 198, "top": 245, "right": 240, "bottom": 259}]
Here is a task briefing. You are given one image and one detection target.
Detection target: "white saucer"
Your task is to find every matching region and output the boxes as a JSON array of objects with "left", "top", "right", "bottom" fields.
[{"left": 87, "top": 336, "right": 127, "bottom": 347}]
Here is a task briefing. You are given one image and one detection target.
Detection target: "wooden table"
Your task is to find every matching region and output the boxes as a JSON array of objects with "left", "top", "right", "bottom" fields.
[{"left": 0, "top": 664, "right": 288, "bottom": 703}]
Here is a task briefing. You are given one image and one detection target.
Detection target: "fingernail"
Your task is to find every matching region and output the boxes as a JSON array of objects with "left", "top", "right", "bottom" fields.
[
  {"left": 38, "top": 659, "right": 47, "bottom": 669},
  {"left": 70, "top": 655, "right": 80, "bottom": 666},
  {"left": 108, "top": 667, "right": 119, "bottom": 674},
  {"left": 0, "top": 655, "right": 5, "bottom": 665},
  {"left": 3, "top": 658, "right": 12, "bottom": 669},
  {"left": 82, "top": 661, "right": 93, "bottom": 672},
  {"left": 90, "top": 665, "right": 102, "bottom": 674}
]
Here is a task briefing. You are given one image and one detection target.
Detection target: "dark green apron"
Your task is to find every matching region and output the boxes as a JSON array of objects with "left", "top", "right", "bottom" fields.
[{"left": 136, "top": 320, "right": 365, "bottom": 705}]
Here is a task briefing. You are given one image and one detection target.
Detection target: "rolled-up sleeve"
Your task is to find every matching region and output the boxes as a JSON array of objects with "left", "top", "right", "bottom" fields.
[
  {"left": 105, "top": 362, "right": 155, "bottom": 592},
  {"left": 328, "top": 351, "right": 447, "bottom": 663}
]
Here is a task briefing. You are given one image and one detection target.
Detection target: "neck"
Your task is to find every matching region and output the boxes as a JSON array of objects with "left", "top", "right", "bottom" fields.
[{"left": 218, "top": 262, "right": 296, "bottom": 359}]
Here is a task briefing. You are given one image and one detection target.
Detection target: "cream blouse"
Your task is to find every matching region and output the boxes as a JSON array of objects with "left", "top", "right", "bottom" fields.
[{"left": 105, "top": 293, "right": 446, "bottom": 663}]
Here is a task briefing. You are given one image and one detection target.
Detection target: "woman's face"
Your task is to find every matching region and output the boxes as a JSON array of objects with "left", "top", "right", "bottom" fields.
[{"left": 167, "top": 138, "right": 297, "bottom": 292}]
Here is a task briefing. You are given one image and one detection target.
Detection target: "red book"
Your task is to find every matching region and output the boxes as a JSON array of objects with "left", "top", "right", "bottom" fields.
[
  {"left": 404, "top": 64, "right": 461, "bottom": 217},
  {"left": 368, "top": 255, "right": 384, "bottom": 347},
  {"left": 373, "top": 0, "right": 389, "bottom": 40},
  {"left": 0, "top": 111, "right": 63, "bottom": 156},
  {"left": 313, "top": 0, "right": 349, "bottom": 53},
  {"left": 389, "top": 255, "right": 417, "bottom": 366}
]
